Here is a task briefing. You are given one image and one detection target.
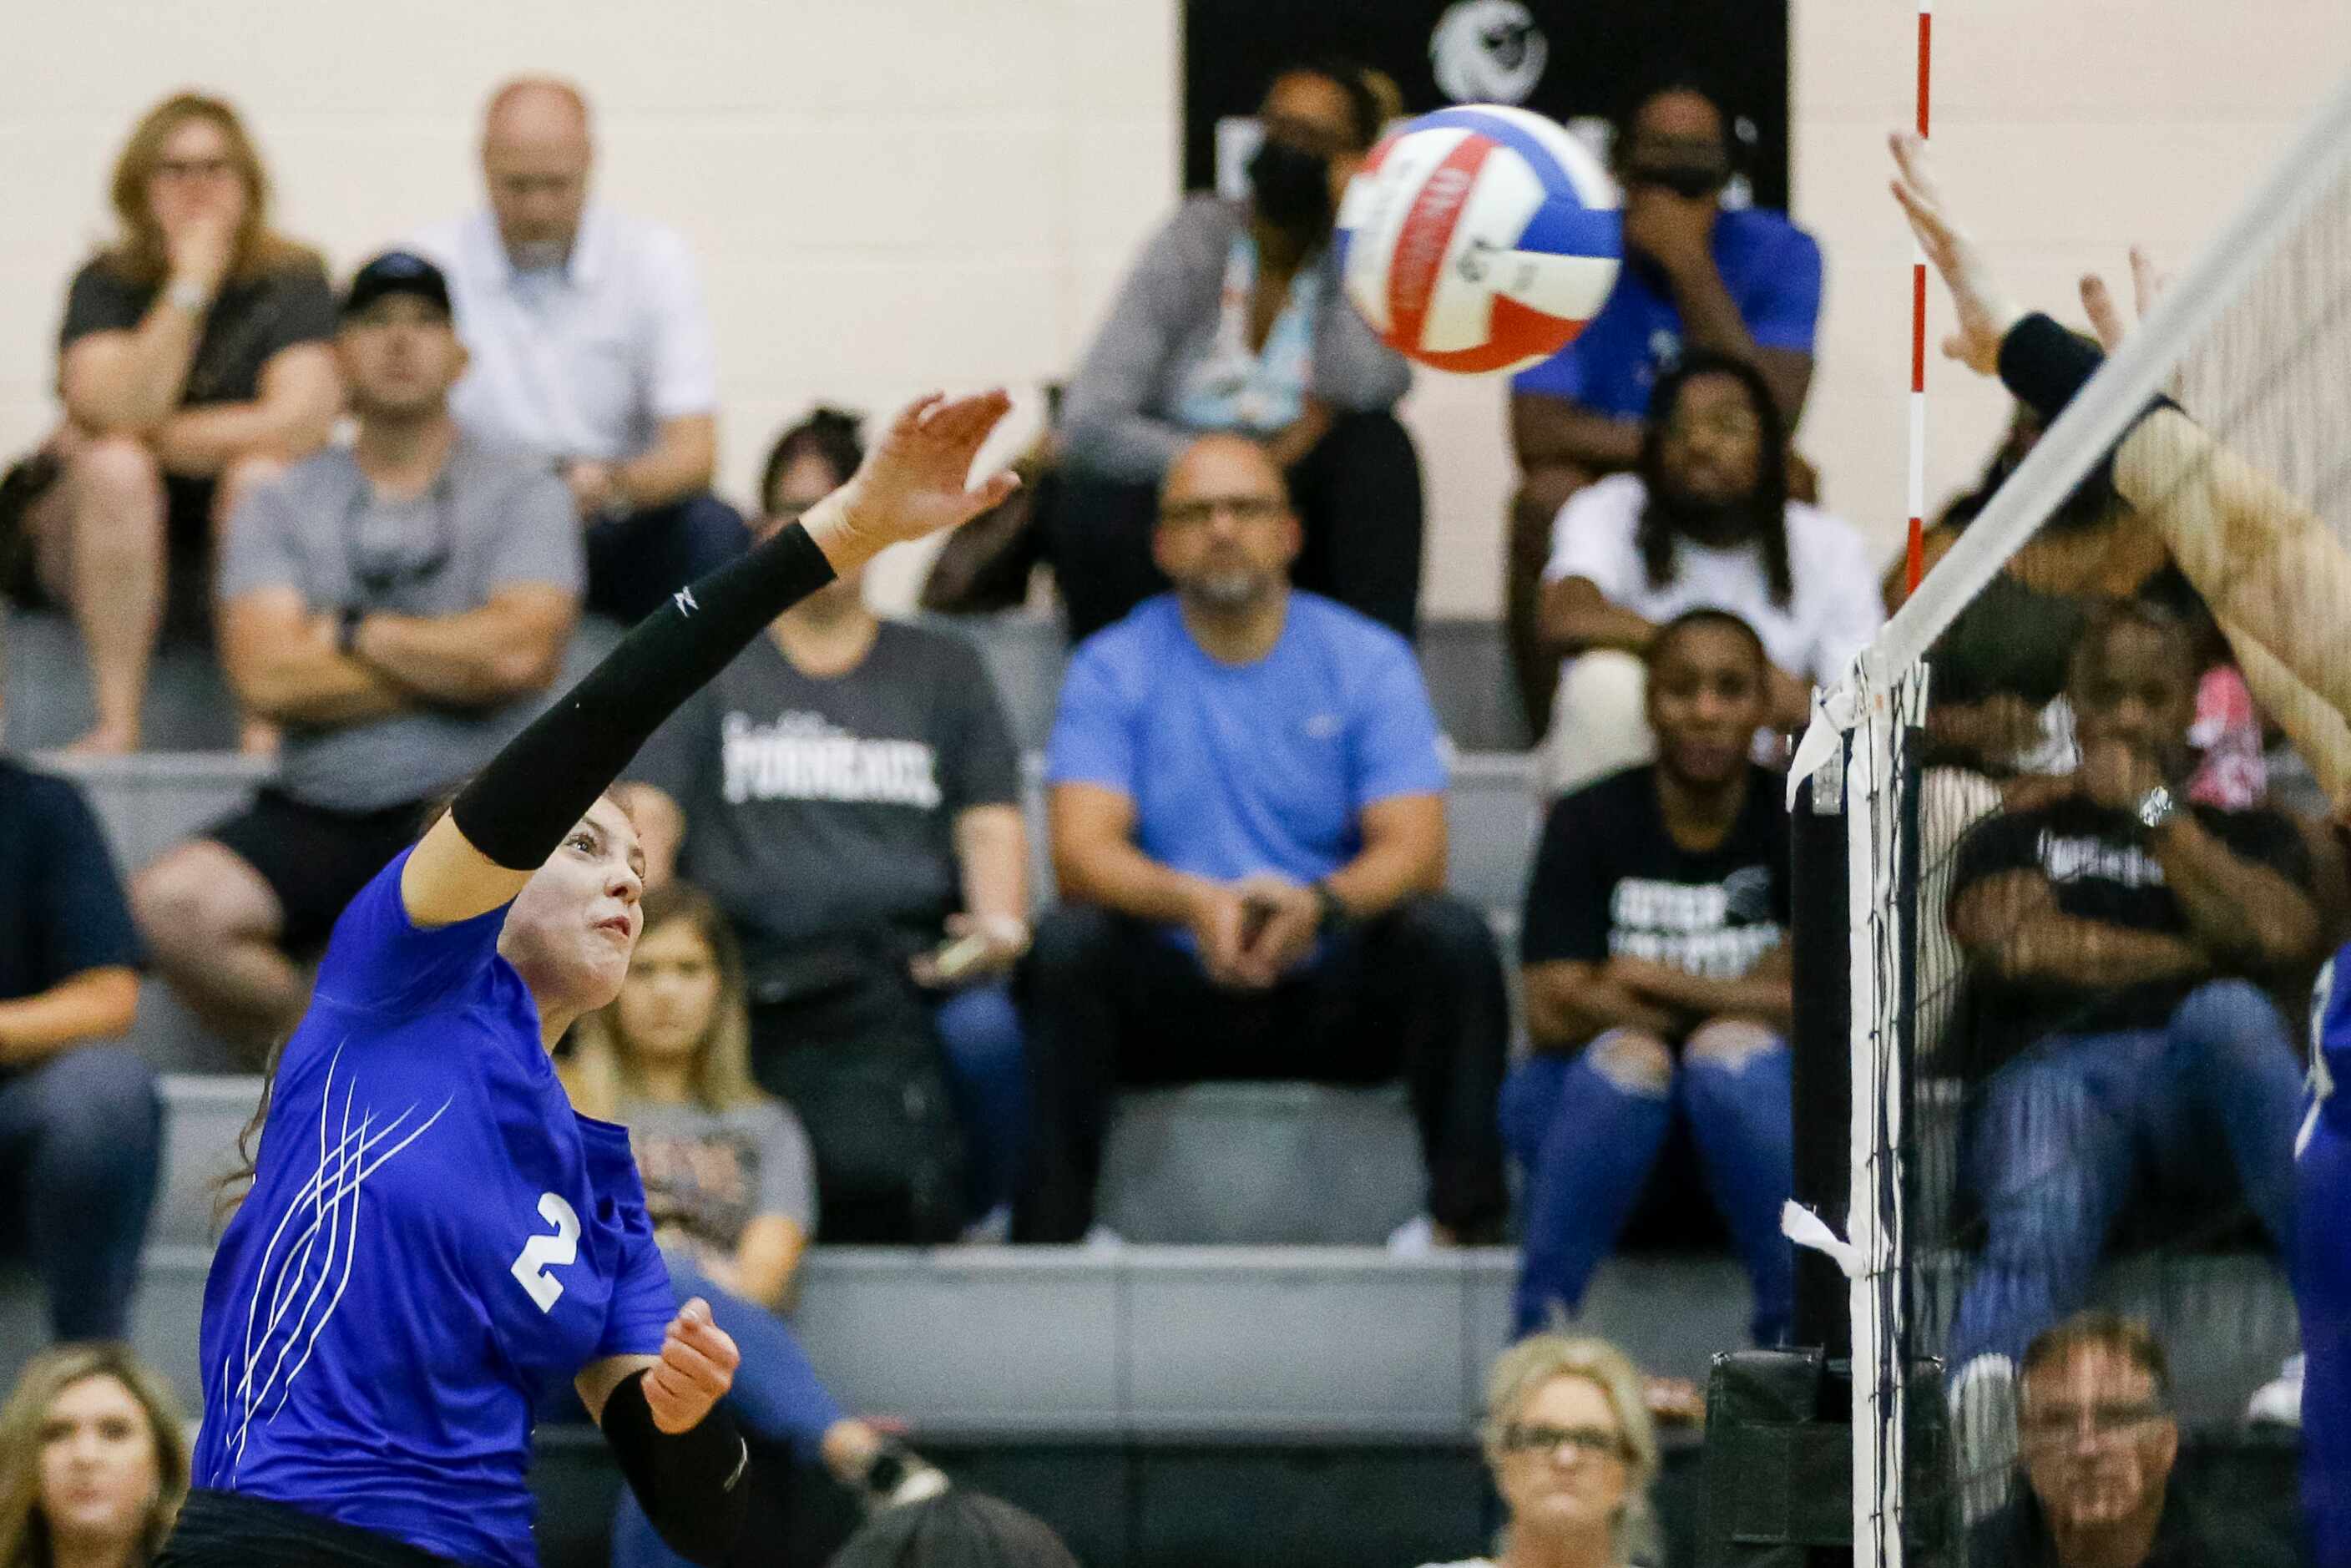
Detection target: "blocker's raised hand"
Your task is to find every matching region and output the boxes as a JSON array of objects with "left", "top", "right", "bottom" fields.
[
  {"left": 817, "top": 390, "right": 1021, "bottom": 561},
  {"left": 1889, "top": 130, "right": 2022, "bottom": 377}
]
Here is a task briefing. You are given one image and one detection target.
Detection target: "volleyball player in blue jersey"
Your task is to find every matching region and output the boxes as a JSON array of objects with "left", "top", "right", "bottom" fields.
[
  {"left": 158, "top": 390, "right": 1021, "bottom": 1568},
  {"left": 1896, "top": 129, "right": 2351, "bottom": 1564}
]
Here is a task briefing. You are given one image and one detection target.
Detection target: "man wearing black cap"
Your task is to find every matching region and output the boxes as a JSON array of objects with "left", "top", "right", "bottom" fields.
[{"left": 131, "top": 251, "right": 584, "bottom": 1059}]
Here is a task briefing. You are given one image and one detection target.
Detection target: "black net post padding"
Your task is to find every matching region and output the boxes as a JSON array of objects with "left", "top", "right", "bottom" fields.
[
  {"left": 1700, "top": 1350, "right": 1956, "bottom": 1568},
  {"left": 1790, "top": 753, "right": 1853, "bottom": 1358}
]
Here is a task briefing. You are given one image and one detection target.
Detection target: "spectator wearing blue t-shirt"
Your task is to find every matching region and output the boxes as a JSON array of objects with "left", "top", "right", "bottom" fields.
[
  {"left": 1504, "top": 77, "right": 1824, "bottom": 737},
  {"left": 0, "top": 726, "right": 160, "bottom": 1344},
  {"left": 1016, "top": 433, "right": 1509, "bottom": 1245}
]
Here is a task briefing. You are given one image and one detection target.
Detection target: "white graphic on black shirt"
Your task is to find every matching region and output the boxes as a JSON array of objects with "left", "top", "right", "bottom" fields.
[
  {"left": 1608, "top": 873, "right": 1782, "bottom": 977},
  {"left": 224, "top": 1043, "right": 451, "bottom": 1477},
  {"left": 2035, "top": 829, "right": 2166, "bottom": 890},
  {"left": 720, "top": 710, "right": 941, "bottom": 807}
]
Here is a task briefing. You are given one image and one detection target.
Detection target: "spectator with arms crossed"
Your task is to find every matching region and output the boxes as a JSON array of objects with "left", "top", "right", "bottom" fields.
[
  {"left": 1536, "top": 351, "right": 1880, "bottom": 797},
  {"left": 413, "top": 77, "right": 744, "bottom": 623},
  {"left": 26, "top": 91, "right": 339, "bottom": 753},
  {"left": 1018, "top": 432, "right": 1509, "bottom": 1246},
  {"left": 1944, "top": 603, "right": 2315, "bottom": 1434},
  {"left": 0, "top": 685, "right": 159, "bottom": 1345},
  {"left": 623, "top": 408, "right": 1029, "bottom": 1239},
  {"left": 1507, "top": 609, "right": 1793, "bottom": 1344},
  {"left": 1507, "top": 75, "right": 1823, "bottom": 736},
  {"left": 132, "top": 252, "right": 579, "bottom": 1060}
]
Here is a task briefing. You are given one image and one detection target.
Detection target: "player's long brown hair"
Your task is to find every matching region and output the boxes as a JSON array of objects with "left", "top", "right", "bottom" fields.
[
  {"left": 99, "top": 92, "right": 316, "bottom": 287},
  {"left": 0, "top": 1344, "right": 189, "bottom": 1568},
  {"left": 564, "top": 881, "right": 768, "bottom": 1118}
]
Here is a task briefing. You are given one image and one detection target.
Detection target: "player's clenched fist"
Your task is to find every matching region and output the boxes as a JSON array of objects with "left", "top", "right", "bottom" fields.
[{"left": 644, "top": 1297, "right": 740, "bottom": 1434}]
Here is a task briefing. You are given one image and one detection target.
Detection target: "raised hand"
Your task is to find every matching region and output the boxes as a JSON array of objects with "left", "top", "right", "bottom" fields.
[
  {"left": 814, "top": 390, "right": 1020, "bottom": 565},
  {"left": 2080, "top": 245, "right": 2170, "bottom": 352},
  {"left": 643, "top": 1297, "right": 741, "bottom": 1434},
  {"left": 1888, "top": 130, "right": 2021, "bottom": 377}
]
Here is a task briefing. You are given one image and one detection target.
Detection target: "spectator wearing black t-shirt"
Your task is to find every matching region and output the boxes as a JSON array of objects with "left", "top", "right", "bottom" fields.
[
  {"left": 23, "top": 93, "right": 339, "bottom": 753},
  {"left": 0, "top": 733, "right": 162, "bottom": 1343},
  {"left": 1506, "top": 609, "right": 1793, "bottom": 1341},
  {"left": 623, "top": 410, "right": 1031, "bottom": 1239},
  {"left": 1943, "top": 602, "right": 2318, "bottom": 1390}
]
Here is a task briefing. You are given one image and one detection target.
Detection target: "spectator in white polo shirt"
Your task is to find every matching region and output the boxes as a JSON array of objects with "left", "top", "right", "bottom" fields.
[{"left": 412, "top": 76, "right": 746, "bottom": 623}]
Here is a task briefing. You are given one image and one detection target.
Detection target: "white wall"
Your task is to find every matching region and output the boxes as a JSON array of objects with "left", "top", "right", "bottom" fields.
[
  {"left": 0, "top": 0, "right": 1180, "bottom": 608},
  {"left": 4, "top": 1, "right": 2347, "bottom": 618}
]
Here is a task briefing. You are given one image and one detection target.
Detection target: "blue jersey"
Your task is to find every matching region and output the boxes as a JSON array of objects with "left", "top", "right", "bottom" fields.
[
  {"left": 2300, "top": 948, "right": 2351, "bottom": 1564},
  {"left": 190, "top": 848, "right": 676, "bottom": 1568}
]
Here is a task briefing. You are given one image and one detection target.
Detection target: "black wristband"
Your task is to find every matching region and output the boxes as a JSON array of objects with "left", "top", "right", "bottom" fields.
[
  {"left": 598, "top": 1370, "right": 750, "bottom": 1567},
  {"left": 450, "top": 522, "right": 837, "bottom": 870},
  {"left": 1997, "top": 312, "right": 2108, "bottom": 423}
]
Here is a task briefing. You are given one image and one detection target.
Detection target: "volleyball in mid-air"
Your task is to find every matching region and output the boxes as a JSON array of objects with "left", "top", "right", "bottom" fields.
[{"left": 1335, "top": 104, "right": 1620, "bottom": 375}]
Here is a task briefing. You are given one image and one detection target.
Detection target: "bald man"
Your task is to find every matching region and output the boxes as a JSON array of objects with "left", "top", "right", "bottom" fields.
[
  {"left": 1019, "top": 433, "right": 1509, "bottom": 1247},
  {"left": 412, "top": 76, "right": 746, "bottom": 622}
]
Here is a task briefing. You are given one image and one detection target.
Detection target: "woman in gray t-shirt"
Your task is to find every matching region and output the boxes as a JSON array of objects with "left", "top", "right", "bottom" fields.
[{"left": 567, "top": 883, "right": 946, "bottom": 1560}]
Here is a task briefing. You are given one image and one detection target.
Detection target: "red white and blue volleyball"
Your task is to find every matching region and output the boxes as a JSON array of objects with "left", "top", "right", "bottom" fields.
[{"left": 1336, "top": 104, "right": 1620, "bottom": 376}]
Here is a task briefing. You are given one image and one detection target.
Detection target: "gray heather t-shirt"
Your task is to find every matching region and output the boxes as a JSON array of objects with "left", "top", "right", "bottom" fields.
[
  {"left": 218, "top": 437, "right": 583, "bottom": 812},
  {"left": 628, "top": 620, "right": 1021, "bottom": 979},
  {"left": 618, "top": 1094, "right": 817, "bottom": 1257}
]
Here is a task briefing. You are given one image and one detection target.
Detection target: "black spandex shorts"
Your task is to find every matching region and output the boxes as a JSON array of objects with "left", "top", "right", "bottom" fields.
[
  {"left": 207, "top": 788, "right": 433, "bottom": 953},
  {"left": 157, "top": 1489, "right": 463, "bottom": 1568}
]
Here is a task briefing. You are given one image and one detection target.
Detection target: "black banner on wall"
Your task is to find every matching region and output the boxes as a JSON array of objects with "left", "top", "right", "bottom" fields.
[{"left": 1181, "top": 0, "right": 1791, "bottom": 210}]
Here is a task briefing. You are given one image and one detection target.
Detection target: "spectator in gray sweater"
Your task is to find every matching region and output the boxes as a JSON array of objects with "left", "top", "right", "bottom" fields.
[{"left": 1049, "top": 58, "right": 1422, "bottom": 644}]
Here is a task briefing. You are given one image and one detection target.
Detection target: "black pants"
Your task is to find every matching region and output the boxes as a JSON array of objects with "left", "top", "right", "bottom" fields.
[
  {"left": 1013, "top": 896, "right": 1510, "bottom": 1242},
  {"left": 584, "top": 491, "right": 751, "bottom": 623},
  {"left": 1045, "top": 410, "right": 1426, "bottom": 644},
  {"left": 158, "top": 1490, "right": 462, "bottom": 1568}
]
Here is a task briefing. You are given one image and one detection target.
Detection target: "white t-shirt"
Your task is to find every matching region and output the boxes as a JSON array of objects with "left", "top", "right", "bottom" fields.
[
  {"left": 1542, "top": 473, "right": 1885, "bottom": 685},
  {"left": 411, "top": 205, "right": 719, "bottom": 465}
]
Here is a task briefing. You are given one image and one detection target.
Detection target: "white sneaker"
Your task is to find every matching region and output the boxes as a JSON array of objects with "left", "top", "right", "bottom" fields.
[
  {"left": 1949, "top": 1353, "right": 2019, "bottom": 1526},
  {"left": 1080, "top": 1223, "right": 1127, "bottom": 1254},
  {"left": 2248, "top": 1353, "right": 2305, "bottom": 1428},
  {"left": 958, "top": 1204, "right": 1011, "bottom": 1246},
  {"left": 1387, "top": 1215, "right": 1438, "bottom": 1256}
]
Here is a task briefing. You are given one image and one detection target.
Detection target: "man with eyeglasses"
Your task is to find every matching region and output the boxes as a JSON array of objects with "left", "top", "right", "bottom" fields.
[
  {"left": 1970, "top": 1313, "right": 2293, "bottom": 1567},
  {"left": 131, "top": 251, "right": 581, "bottom": 1061},
  {"left": 1016, "top": 432, "right": 1509, "bottom": 1247}
]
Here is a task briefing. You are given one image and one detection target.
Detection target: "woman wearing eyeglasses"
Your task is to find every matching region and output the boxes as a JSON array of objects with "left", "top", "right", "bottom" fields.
[
  {"left": 1422, "top": 1334, "right": 1663, "bottom": 1568},
  {"left": 17, "top": 92, "right": 341, "bottom": 754}
]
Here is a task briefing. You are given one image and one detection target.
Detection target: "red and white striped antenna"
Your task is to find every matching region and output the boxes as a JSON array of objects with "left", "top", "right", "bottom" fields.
[{"left": 1905, "top": 0, "right": 1934, "bottom": 594}]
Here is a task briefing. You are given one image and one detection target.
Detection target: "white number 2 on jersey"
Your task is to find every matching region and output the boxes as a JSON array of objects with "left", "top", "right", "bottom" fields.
[{"left": 510, "top": 1192, "right": 582, "bottom": 1312}]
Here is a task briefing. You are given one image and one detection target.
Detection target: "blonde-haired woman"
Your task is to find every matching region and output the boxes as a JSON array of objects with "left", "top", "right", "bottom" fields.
[
  {"left": 565, "top": 881, "right": 945, "bottom": 1568},
  {"left": 0, "top": 1343, "right": 190, "bottom": 1568},
  {"left": 1422, "top": 1335, "right": 1662, "bottom": 1568},
  {"left": 31, "top": 91, "right": 339, "bottom": 751}
]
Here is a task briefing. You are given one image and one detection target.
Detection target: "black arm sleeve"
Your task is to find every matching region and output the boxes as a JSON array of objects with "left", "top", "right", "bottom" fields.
[
  {"left": 597, "top": 1370, "right": 751, "bottom": 1567},
  {"left": 450, "top": 522, "right": 837, "bottom": 869},
  {"left": 1996, "top": 311, "right": 2107, "bottom": 423}
]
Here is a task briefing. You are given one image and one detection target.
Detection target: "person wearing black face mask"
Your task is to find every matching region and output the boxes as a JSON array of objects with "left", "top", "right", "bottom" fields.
[
  {"left": 1504, "top": 77, "right": 1825, "bottom": 746},
  {"left": 1047, "top": 60, "right": 1425, "bottom": 645}
]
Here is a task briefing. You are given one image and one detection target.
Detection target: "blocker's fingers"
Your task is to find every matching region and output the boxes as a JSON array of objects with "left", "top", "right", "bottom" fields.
[
  {"left": 968, "top": 470, "right": 1021, "bottom": 510},
  {"left": 2081, "top": 273, "right": 2128, "bottom": 351},
  {"left": 658, "top": 1338, "right": 731, "bottom": 1399},
  {"left": 885, "top": 393, "right": 947, "bottom": 447},
  {"left": 2130, "top": 245, "right": 2168, "bottom": 321},
  {"left": 1941, "top": 332, "right": 1970, "bottom": 363}
]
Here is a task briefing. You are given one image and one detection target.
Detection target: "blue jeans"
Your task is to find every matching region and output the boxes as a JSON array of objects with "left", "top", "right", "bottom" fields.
[
  {"left": 933, "top": 980, "right": 1028, "bottom": 1219},
  {"left": 609, "top": 1258, "right": 847, "bottom": 1568},
  {"left": 1502, "top": 1034, "right": 1794, "bottom": 1343},
  {"left": 1950, "top": 979, "right": 2302, "bottom": 1369},
  {"left": 0, "top": 1045, "right": 160, "bottom": 1342}
]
